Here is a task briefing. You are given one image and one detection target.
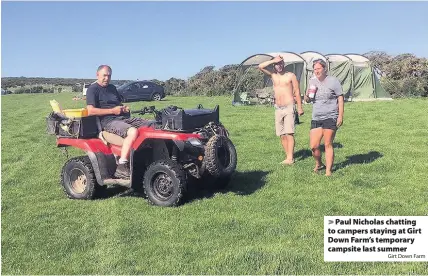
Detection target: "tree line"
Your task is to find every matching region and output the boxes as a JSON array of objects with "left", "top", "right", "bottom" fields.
[
  {"left": 2, "top": 52, "right": 427, "bottom": 98},
  {"left": 364, "top": 52, "right": 428, "bottom": 97}
]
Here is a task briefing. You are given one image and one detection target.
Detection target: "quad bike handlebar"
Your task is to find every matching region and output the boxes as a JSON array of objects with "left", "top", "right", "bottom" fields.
[
  {"left": 131, "top": 104, "right": 205, "bottom": 116},
  {"left": 129, "top": 104, "right": 225, "bottom": 136},
  {"left": 130, "top": 105, "right": 163, "bottom": 122},
  {"left": 131, "top": 105, "right": 157, "bottom": 115},
  {"left": 130, "top": 105, "right": 187, "bottom": 123}
]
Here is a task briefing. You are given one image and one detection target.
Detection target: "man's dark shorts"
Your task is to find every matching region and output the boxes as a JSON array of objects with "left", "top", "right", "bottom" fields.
[
  {"left": 311, "top": 118, "right": 337, "bottom": 131},
  {"left": 103, "top": 118, "right": 150, "bottom": 138}
]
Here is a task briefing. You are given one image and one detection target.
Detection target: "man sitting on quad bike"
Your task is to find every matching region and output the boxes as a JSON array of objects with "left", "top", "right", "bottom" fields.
[
  {"left": 50, "top": 77, "right": 237, "bottom": 206},
  {"left": 86, "top": 65, "right": 150, "bottom": 179}
]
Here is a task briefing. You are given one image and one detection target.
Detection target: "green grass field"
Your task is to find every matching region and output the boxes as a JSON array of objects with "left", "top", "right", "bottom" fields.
[{"left": 1, "top": 92, "right": 427, "bottom": 274}]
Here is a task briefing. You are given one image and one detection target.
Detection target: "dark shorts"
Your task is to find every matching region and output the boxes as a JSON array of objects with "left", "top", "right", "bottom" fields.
[
  {"left": 311, "top": 118, "right": 337, "bottom": 131},
  {"left": 103, "top": 117, "right": 151, "bottom": 138}
]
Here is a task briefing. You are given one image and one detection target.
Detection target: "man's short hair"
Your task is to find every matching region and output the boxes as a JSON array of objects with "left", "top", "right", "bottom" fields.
[
  {"left": 313, "top": 59, "right": 327, "bottom": 69},
  {"left": 97, "top": 65, "right": 112, "bottom": 73}
]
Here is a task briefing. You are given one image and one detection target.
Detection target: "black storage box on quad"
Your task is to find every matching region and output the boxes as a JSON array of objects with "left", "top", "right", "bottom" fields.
[
  {"left": 47, "top": 114, "right": 99, "bottom": 138},
  {"left": 71, "top": 116, "right": 99, "bottom": 138},
  {"left": 162, "top": 105, "right": 220, "bottom": 130},
  {"left": 46, "top": 115, "right": 59, "bottom": 135}
]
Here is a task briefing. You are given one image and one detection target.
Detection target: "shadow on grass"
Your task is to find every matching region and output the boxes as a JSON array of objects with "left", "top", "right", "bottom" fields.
[
  {"left": 96, "top": 185, "right": 134, "bottom": 200},
  {"left": 334, "top": 151, "right": 383, "bottom": 171},
  {"left": 184, "top": 170, "right": 271, "bottom": 203},
  {"left": 294, "top": 143, "right": 344, "bottom": 161},
  {"left": 95, "top": 170, "right": 271, "bottom": 203}
]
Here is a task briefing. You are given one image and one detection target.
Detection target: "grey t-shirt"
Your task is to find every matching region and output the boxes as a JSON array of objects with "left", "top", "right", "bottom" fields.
[{"left": 308, "top": 76, "right": 343, "bottom": 121}]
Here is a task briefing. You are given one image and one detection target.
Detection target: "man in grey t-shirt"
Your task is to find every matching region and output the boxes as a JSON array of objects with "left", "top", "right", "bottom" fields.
[{"left": 304, "top": 59, "right": 344, "bottom": 176}]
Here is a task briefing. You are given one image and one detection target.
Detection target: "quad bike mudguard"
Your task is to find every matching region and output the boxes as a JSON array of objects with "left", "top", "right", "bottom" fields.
[
  {"left": 57, "top": 137, "right": 130, "bottom": 187},
  {"left": 57, "top": 137, "right": 119, "bottom": 154},
  {"left": 133, "top": 127, "right": 202, "bottom": 150},
  {"left": 57, "top": 127, "right": 202, "bottom": 153}
]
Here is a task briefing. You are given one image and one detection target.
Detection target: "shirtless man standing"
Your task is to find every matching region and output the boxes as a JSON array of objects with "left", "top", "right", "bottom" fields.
[{"left": 258, "top": 55, "right": 304, "bottom": 164}]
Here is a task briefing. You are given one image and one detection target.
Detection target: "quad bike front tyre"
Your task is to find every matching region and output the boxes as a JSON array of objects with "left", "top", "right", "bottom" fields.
[
  {"left": 60, "top": 156, "right": 100, "bottom": 200},
  {"left": 143, "top": 159, "right": 187, "bottom": 207},
  {"left": 204, "top": 135, "right": 237, "bottom": 178}
]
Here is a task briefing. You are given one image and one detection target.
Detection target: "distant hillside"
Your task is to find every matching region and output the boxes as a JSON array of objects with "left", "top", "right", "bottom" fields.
[
  {"left": 1, "top": 77, "right": 132, "bottom": 89},
  {"left": 2, "top": 52, "right": 427, "bottom": 98}
]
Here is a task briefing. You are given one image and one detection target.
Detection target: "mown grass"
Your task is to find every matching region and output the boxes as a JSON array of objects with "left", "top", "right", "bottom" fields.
[{"left": 1, "top": 92, "right": 427, "bottom": 274}]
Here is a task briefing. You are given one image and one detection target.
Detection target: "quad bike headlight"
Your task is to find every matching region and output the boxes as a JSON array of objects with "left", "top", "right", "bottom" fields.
[{"left": 187, "top": 137, "right": 203, "bottom": 147}]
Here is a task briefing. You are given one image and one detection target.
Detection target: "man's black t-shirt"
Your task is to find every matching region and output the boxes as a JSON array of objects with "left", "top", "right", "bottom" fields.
[{"left": 86, "top": 82, "right": 129, "bottom": 126}]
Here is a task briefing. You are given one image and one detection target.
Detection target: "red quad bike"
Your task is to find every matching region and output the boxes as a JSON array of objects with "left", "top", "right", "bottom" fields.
[{"left": 47, "top": 104, "right": 237, "bottom": 207}]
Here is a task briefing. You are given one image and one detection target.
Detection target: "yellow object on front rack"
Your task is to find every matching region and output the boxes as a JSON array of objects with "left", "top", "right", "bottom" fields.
[
  {"left": 50, "top": 100, "right": 88, "bottom": 118},
  {"left": 62, "top": 108, "right": 88, "bottom": 118}
]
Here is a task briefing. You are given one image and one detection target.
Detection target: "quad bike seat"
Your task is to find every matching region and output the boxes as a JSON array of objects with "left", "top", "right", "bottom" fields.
[
  {"left": 98, "top": 120, "right": 158, "bottom": 146},
  {"left": 99, "top": 131, "right": 124, "bottom": 146}
]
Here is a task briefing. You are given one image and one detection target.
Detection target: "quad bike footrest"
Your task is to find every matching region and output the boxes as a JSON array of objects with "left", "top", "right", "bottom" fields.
[{"left": 103, "top": 178, "right": 131, "bottom": 187}]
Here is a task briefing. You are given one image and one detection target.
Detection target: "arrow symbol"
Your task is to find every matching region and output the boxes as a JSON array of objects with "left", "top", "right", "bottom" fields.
[{"left": 328, "top": 220, "right": 334, "bottom": 225}]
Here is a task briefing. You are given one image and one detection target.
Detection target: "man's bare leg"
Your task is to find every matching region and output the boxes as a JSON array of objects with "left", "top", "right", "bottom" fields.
[
  {"left": 280, "top": 135, "right": 288, "bottom": 163},
  {"left": 286, "top": 134, "right": 295, "bottom": 163},
  {"left": 114, "top": 127, "right": 139, "bottom": 178},
  {"left": 323, "top": 129, "right": 336, "bottom": 176},
  {"left": 120, "top": 127, "right": 138, "bottom": 161},
  {"left": 280, "top": 134, "right": 295, "bottom": 164},
  {"left": 310, "top": 128, "right": 324, "bottom": 172}
]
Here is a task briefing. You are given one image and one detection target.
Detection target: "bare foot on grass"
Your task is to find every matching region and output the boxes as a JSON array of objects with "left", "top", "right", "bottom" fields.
[
  {"left": 280, "top": 159, "right": 295, "bottom": 165},
  {"left": 313, "top": 163, "right": 325, "bottom": 173}
]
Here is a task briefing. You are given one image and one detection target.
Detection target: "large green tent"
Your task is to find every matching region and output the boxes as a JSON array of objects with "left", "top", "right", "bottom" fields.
[
  {"left": 232, "top": 51, "right": 392, "bottom": 105},
  {"left": 341, "top": 54, "right": 390, "bottom": 101}
]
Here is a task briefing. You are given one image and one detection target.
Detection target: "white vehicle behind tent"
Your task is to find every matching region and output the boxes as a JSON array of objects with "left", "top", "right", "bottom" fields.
[{"left": 82, "top": 81, "right": 96, "bottom": 96}]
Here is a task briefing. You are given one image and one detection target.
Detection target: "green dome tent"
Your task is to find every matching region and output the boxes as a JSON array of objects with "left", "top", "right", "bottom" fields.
[
  {"left": 342, "top": 54, "right": 391, "bottom": 101},
  {"left": 232, "top": 52, "right": 306, "bottom": 105},
  {"left": 325, "top": 54, "right": 354, "bottom": 99},
  {"left": 232, "top": 51, "right": 392, "bottom": 106}
]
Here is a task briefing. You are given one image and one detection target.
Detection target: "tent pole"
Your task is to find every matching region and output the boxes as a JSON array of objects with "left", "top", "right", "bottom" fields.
[
  {"left": 232, "top": 66, "right": 253, "bottom": 104},
  {"left": 372, "top": 65, "right": 376, "bottom": 98},
  {"left": 232, "top": 66, "right": 243, "bottom": 103}
]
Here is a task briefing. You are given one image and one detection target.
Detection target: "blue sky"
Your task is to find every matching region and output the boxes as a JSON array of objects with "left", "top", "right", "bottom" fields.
[{"left": 2, "top": 1, "right": 427, "bottom": 81}]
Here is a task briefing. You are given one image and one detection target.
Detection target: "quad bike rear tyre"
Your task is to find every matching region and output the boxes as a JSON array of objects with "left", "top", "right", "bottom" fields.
[
  {"left": 143, "top": 159, "right": 187, "bottom": 207},
  {"left": 204, "top": 135, "right": 237, "bottom": 178},
  {"left": 60, "top": 156, "right": 100, "bottom": 199}
]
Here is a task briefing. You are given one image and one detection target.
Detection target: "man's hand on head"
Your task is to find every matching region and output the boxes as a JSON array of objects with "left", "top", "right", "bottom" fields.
[{"left": 272, "top": 55, "right": 283, "bottom": 63}]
